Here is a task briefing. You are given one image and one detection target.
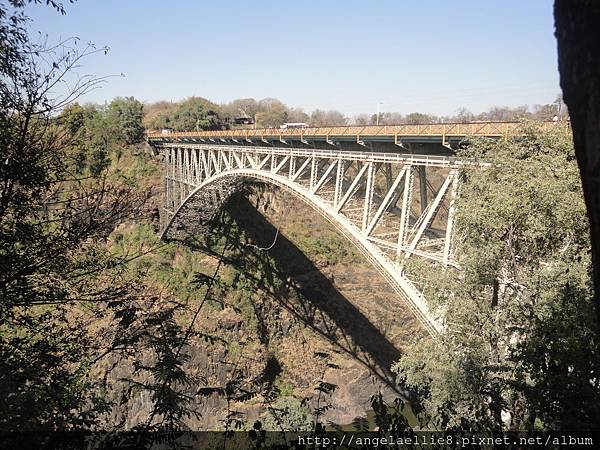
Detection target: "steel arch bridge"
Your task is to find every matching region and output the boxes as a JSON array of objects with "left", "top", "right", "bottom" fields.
[
  {"left": 157, "top": 155, "right": 463, "bottom": 337},
  {"left": 146, "top": 121, "right": 566, "bottom": 337}
]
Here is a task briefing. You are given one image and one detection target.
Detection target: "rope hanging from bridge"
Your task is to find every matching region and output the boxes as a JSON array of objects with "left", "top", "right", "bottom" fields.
[
  {"left": 244, "top": 192, "right": 288, "bottom": 251},
  {"left": 244, "top": 225, "right": 280, "bottom": 251}
]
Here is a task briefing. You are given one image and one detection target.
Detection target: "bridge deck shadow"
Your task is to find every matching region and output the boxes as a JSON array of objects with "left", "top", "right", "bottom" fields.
[{"left": 221, "top": 196, "right": 412, "bottom": 398}]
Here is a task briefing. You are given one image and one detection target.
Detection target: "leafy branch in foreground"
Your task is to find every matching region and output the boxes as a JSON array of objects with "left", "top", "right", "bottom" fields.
[{"left": 0, "top": 1, "right": 148, "bottom": 432}]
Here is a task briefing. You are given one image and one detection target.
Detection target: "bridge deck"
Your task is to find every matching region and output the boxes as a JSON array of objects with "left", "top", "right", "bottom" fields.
[{"left": 147, "top": 121, "right": 565, "bottom": 146}]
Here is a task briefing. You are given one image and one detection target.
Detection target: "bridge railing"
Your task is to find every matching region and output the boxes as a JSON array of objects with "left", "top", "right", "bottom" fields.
[
  {"left": 147, "top": 121, "right": 569, "bottom": 141},
  {"left": 159, "top": 142, "right": 463, "bottom": 168}
]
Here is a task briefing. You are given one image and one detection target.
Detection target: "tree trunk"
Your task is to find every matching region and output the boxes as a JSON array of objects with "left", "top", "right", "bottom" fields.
[{"left": 554, "top": 1, "right": 600, "bottom": 327}]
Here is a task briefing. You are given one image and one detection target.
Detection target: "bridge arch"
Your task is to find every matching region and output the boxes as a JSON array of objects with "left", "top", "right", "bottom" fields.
[{"left": 162, "top": 168, "right": 442, "bottom": 336}]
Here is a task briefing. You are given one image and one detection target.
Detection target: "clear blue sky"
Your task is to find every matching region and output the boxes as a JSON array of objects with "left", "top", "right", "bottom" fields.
[{"left": 27, "top": 0, "right": 560, "bottom": 117}]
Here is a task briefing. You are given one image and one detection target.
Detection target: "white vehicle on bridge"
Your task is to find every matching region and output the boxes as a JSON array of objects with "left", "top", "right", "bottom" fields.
[{"left": 280, "top": 122, "right": 309, "bottom": 129}]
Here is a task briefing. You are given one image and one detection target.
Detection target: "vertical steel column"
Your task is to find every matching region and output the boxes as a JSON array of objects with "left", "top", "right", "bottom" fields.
[
  {"left": 209, "top": 148, "right": 214, "bottom": 177},
  {"left": 335, "top": 162, "right": 368, "bottom": 213},
  {"left": 216, "top": 148, "right": 222, "bottom": 173},
  {"left": 396, "top": 166, "right": 414, "bottom": 261},
  {"left": 365, "top": 167, "right": 407, "bottom": 236},
  {"left": 242, "top": 150, "right": 249, "bottom": 169},
  {"left": 209, "top": 150, "right": 219, "bottom": 175},
  {"left": 191, "top": 149, "right": 199, "bottom": 184},
  {"left": 164, "top": 149, "right": 171, "bottom": 211},
  {"left": 174, "top": 147, "right": 180, "bottom": 206},
  {"left": 288, "top": 155, "right": 296, "bottom": 179},
  {"left": 180, "top": 148, "right": 187, "bottom": 205},
  {"left": 310, "top": 156, "right": 317, "bottom": 191},
  {"left": 175, "top": 147, "right": 180, "bottom": 208},
  {"left": 172, "top": 148, "right": 178, "bottom": 208},
  {"left": 246, "top": 152, "right": 258, "bottom": 169},
  {"left": 361, "top": 162, "right": 375, "bottom": 231},
  {"left": 171, "top": 149, "right": 176, "bottom": 210},
  {"left": 443, "top": 169, "right": 460, "bottom": 265},
  {"left": 183, "top": 148, "right": 190, "bottom": 184},
  {"left": 199, "top": 149, "right": 205, "bottom": 179},
  {"left": 168, "top": 148, "right": 174, "bottom": 211},
  {"left": 198, "top": 148, "right": 210, "bottom": 180},
  {"left": 334, "top": 159, "right": 344, "bottom": 208},
  {"left": 418, "top": 166, "right": 428, "bottom": 213},
  {"left": 239, "top": 150, "right": 245, "bottom": 169},
  {"left": 406, "top": 171, "right": 454, "bottom": 256},
  {"left": 385, "top": 163, "right": 393, "bottom": 190}
]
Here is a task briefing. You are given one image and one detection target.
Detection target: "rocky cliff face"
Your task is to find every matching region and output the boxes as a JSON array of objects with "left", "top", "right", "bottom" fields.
[{"left": 98, "top": 188, "right": 425, "bottom": 430}]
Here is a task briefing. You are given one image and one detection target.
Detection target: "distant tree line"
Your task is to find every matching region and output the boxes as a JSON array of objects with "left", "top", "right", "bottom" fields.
[
  {"left": 144, "top": 97, "right": 223, "bottom": 132},
  {"left": 143, "top": 96, "right": 568, "bottom": 131}
]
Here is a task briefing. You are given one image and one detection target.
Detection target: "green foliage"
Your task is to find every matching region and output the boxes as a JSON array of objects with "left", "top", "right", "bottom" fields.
[
  {"left": 261, "top": 396, "right": 314, "bottom": 431},
  {"left": 107, "top": 96, "right": 145, "bottom": 144},
  {"left": 255, "top": 98, "right": 289, "bottom": 128},
  {"left": 0, "top": 308, "right": 106, "bottom": 430},
  {"left": 296, "top": 234, "right": 360, "bottom": 267},
  {"left": 60, "top": 102, "right": 88, "bottom": 134},
  {"left": 60, "top": 103, "right": 116, "bottom": 177},
  {"left": 309, "top": 109, "right": 347, "bottom": 127},
  {"left": 394, "top": 122, "right": 600, "bottom": 432},
  {"left": 146, "top": 96, "right": 226, "bottom": 131},
  {"left": 369, "top": 393, "right": 412, "bottom": 434},
  {"left": 109, "top": 149, "right": 161, "bottom": 191},
  {"left": 61, "top": 99, "right": 157, "bottom": 185},
  {"left": 402, "top": 112, "right": 437, "bottom": 124},
  {"left": 0, "top": 2, "right": 149, "bottom": 431}
]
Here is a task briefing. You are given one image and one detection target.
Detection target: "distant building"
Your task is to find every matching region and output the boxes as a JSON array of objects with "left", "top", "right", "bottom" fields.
[{"left": 233, "top": 116, "right": 255, "bottom": 125}]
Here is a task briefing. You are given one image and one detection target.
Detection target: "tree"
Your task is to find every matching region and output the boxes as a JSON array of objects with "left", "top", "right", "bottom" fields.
[
  {"left": 530, "top": 96, "right": 567, "bottom": 121},
  {"left": 477, "top": 105, "right": 529, "bottom": 122},
  {"left": 255, "top": 98, "right": 289, "bottom": 128},
  {"left": 554, "top": 0, "right": 600, "bottom": 327},
  {"left": 375, "top": 112, "right": 404, "bottom": 125},
  {"left": 144, "top": 97, "right": 226, "bottom": 131},
  {"left": 309, "top": 109, "right": 347, "bottom": 127},
  {"left": 287, "top": 107, "right": 310, "bottom": 124},
  {"left": 0, "top": 1, "right": 145, "bottom": 431},
  {"left": 60, "top": 102, "right": 88, "bottom": 134},
  {"left": 394, "top": 124, "right": 600, "bottom": 432},
  {"left": 143, "top": 100, "right": 177, "bottom": 130},
  {"left": 452, "top": 107, "right": 475, "bottom": 123},
  {"left": 260, "top": 396, "right": 314, "bottom": 431},
  {"left": 403, "top": 112, "right": 437, "bottom": 124},
  {"left": 108, "top": 96, "right": 145, "bottom": 144},
  {"left": 352, "top": 113, "right": 371, "bottom": 126},
  {"left": 170, "top": 96, "right": 224, "bottom": 131},
  {"left": 220, "top": 97, "right": 259, "bottom": 123}
]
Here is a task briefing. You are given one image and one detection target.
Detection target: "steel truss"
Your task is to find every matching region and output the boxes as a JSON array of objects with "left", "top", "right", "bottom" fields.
[{"left": 160, "top": 143, "right": 463, "bottom": 336}]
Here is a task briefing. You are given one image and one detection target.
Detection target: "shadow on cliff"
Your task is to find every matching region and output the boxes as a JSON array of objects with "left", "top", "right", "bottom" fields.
[{"left": 181, "top": 195, "right": 411, "bottom": 398}]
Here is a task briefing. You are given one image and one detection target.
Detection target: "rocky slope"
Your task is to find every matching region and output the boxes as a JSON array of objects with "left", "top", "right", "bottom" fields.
[{"left": 97, "top": 152, "right": 426, "bottom": 430}]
